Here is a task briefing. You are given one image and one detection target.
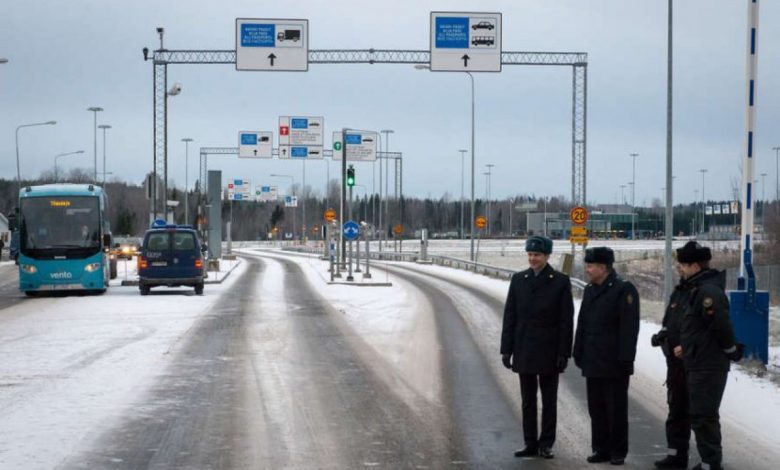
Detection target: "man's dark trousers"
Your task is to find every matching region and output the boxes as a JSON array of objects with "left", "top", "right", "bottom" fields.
[
  {"left": 586, "top": 376, "right": 630, "bottom": 459},
  {"left": 688, "top": 370, "right": 728, "bottom": 466},
  {"left": 665, "top": 360, "right": 691, "bottom": 455},
  {"left": 520, "top": 373, "right": 559, "bottom": 448}
]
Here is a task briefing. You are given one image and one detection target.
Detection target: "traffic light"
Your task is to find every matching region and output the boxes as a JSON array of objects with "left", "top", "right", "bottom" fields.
[{"left": 347, "top": 166, "right": 355, "bottom": 187}]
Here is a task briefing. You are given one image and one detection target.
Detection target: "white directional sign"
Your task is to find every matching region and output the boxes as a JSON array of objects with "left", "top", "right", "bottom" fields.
[
  {"left": 236, "top": 18, "right": 309, "bottom": 71},
  {"left": 284, "top": 195, "right": 298, "bottom": 207},
  {"left": 332, "top": 130, "right": 378, "bottom": 161},
  {"left": 255, "top": 185, "right": 278, "bottom": 202},
  {"left": 227, "top": 178, "right": 252, "bottom": 201},
  {"left": 430, "top": 12, "right": 502, "bottom": 72},
  {"left": 278, "top": 116, "right": 324, "bottom": 159},
  {"left": 238, "top": 131, "right": 273, "bottom": 158}
]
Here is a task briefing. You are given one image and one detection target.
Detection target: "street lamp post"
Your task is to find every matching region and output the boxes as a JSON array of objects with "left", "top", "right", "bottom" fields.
[
  {"left": 98, "top": 124, "right": 111, "bottom": 186},
  {"left": 629, "top": 153, "right": 639, "bottom": 239},
  {"left": 16, "top": 121, "right": 57, "bottom": 195},
  {"left": 773, "top": 146, "right": 780, "bottom": 202},
  {"left": 54, "top": 150, "right": 85, "bottom": 182},
  {"left": 700, "top": 168, "right": 708, "bottom": 235},
  {"left": 182, "top": 138, "right": 193, "bottom": 225},
  {"left": 486, "top": 163, "right": 494, "bottom": 236},
  {"left": 87, "top": 107, "right": 103, "bottom": 184},
  {"left": 459, "top": 149, "right": 467, "bottom": 239},
  {"left": 271, "top": 174, "right": 296, "bottom": 239},
  {"left": 760, "top": 172, "right": 767, "bottom": 229},
  {"left": 415, "top": 65, "right": 476, "bottom": 260}
]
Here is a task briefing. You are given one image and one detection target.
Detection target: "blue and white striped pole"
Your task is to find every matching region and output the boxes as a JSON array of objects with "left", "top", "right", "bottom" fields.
[{"left": 738, "top": 0, "right": 759, "bottom": 293}]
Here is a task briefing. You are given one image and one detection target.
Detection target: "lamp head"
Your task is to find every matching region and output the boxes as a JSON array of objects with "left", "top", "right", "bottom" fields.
[
  {"left": 46, "top": 121, "right": 57, "bottom": 125},
  {"left": 168, "top": 83, "right": 182, "bottom": 96}
]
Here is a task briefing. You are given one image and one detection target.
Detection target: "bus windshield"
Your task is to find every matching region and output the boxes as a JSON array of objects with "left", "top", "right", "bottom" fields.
[{"left": 20, "top": 196, "right": 101, "bottom": 258}]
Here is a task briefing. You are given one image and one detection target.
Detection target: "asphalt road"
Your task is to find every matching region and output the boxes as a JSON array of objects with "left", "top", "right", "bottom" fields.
[
  {"left": 37, "top": 251, "right": 776, "bottom": 469},
  {"left": 63, "top": 255, "right": 461, "bottom": 469}
]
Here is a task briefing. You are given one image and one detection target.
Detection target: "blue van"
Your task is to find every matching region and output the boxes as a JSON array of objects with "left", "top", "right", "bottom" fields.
[{"left": 138, "top": 223, "right": 205, "bottom": 295}]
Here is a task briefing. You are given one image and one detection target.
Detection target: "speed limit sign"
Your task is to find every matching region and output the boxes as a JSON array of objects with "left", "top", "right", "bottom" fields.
[{"left": 570, "top": 206, "right": 589, "bottom": 225}]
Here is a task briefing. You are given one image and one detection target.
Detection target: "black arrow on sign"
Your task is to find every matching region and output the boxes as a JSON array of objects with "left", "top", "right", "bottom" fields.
[
  {"left": 268, "top": 53, "right": 277, "bottom": 66},
  {"left": 462, "top": 54, "right": 470, "bottom": 67},
  {"left": 253, "top": 149, "right": 258, "bottom": 156}
]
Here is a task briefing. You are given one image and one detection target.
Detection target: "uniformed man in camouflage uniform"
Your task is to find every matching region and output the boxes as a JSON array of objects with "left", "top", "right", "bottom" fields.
[
  {"left": 651, "top": 262, "right": 692, "bottom": 469},
  {"left": 573, "top": 247, "right": 640, "bottom": 466},
  {"left": 674, "top": 241, "right": 743, "bottom": 470},
  {"left": 501, "top": 236, "right": 574, "bottom": 460}
]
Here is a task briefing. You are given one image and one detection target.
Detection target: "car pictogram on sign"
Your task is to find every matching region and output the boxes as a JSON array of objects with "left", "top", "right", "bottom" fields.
[{"left": 472, "top": 21, "right": 495, "bottom": 30}]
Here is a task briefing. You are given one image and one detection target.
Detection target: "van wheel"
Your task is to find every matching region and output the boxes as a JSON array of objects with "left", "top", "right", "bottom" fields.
[
  {"left": 194, "top": 283, "right": 204, "bottom": 295},
  {"left": 140, "top": 285, "right": 150, "bottom": 296}
]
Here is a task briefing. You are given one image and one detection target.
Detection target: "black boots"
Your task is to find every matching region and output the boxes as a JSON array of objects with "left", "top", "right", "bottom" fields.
[
  {"left": 654, "top": 454, "right": 688, "bottom": 469},
  {"left": 513, "top": 446, "right": 538, "bottom": 457}
]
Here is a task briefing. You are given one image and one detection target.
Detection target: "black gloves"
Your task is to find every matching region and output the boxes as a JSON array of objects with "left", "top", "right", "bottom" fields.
[
  {"left": 651, "top": 329, "right": 668, "bottom": 347},
  {"left": 619, "top": 361, "right": 633, "bottom": 375},
  {"left": 557, "top": 357, "right": 568, "bottom": 373},
  {"left": 501, "top": 354, "right": 512, "bottom": 370},
  {"left": 725, "top": 343, "right": 745, "bottom": 362}
]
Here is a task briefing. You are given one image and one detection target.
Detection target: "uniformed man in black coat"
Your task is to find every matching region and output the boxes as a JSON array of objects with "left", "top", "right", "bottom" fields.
[
  {"left": 674, "top": 241, "right": 742, "bottom": 470},
  {"left": 573, "top": 246, "right": 640, "bottom": 466},
  {"left": 651, "top": 262, "right": 692, "bottom": 469},
  {"left": 501, "top": 236, "right": 574, "bottom": 460}
]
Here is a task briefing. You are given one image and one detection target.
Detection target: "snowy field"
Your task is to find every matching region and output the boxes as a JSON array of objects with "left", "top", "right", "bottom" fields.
[{"left": 0, "top": 260, "right": 246, "bottom": 469}]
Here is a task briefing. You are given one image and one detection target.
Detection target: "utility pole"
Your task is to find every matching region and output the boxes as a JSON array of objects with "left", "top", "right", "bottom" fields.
[{"left": 459, "top": 149, "right": 467, "bottom": 239}]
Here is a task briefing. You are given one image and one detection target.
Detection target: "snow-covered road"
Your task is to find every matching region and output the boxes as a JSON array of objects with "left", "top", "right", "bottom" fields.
[{"left": 0, "top": 249, "right": 778, "bottom": 469}]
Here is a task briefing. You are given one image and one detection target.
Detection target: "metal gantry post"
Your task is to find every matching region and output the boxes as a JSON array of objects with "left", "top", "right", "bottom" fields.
[{"left": 153, "top": 62, "right": 166, "bottom": 218}]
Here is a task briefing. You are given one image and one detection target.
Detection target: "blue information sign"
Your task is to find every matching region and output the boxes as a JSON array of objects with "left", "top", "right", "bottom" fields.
[
  {"left": 240, "top": 133, "right": 257, "bottom": 145},
  {"left": 435, "top": 17, "right": 469, "bottom": 49},
  {"left": 345, "top": 134, "right": 362, "bottom": 145},
  {"left": 343, "top": 220, "right": 360, "bottom": 241},
  {"left": 291, "top": 118, "right": 309, "bottom": 129},
  {"left": 291, "top": 147, "right": 308, "bottom": 158},
  {"left": 241, "top": 24, "right": 275, "bottom": 47},
  {"left": 261, "top": 186, "right": 270, "bottom": 192},
  {"left": 234, "top": 179, "right": 243, "bottom": 185}
]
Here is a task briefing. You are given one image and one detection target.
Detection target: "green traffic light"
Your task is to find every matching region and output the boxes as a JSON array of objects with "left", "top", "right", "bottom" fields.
[{"left": 347, "top": 167, "right": 355, "bottom": 187}]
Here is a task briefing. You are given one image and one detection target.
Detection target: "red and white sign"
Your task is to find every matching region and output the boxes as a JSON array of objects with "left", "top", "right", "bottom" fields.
[{"left": 279, "top": 126, "right": 289, "bottom": 136}]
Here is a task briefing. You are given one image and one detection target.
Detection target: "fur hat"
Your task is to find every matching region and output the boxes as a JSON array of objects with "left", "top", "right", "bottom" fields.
[
  {"left": 525, "top": 236, "right": 553, "bottom": 255},
  {"left": 584, "top": 246, "right": 615, "bottom": 265},
  {"left": 676, "top": 241, "right": 712, "bottom": 264}
]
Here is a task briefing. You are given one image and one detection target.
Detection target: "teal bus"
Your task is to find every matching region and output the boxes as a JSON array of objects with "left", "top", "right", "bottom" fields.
[{"left": 17, "top": 184, "right": 113, "bottom": 295}]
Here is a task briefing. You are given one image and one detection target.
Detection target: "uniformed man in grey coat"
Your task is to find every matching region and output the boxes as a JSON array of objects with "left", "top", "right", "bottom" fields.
[
  {"left": 501, "top": 236, "right": 574, "bottom": 460},
  {"left": 573, "top": 247, "right": 640, "bottom": 466}
]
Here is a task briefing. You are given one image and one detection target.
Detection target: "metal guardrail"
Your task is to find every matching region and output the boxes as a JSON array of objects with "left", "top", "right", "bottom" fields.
[{"left": 280, "top": 246, "right": 588, "bottom": 291}]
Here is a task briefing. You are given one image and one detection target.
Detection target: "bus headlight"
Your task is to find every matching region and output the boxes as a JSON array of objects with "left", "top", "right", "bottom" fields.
[
  {"left": 84, "top": 263, "right": 102, "bottom": 273},
  {"left": 21, "top": 264, "right": 37, "bottom": 274}
]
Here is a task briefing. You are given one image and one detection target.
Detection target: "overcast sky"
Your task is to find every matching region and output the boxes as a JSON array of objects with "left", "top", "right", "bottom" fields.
[{"left": 2, "top": 0, "right": 779, "bottom": 207}]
